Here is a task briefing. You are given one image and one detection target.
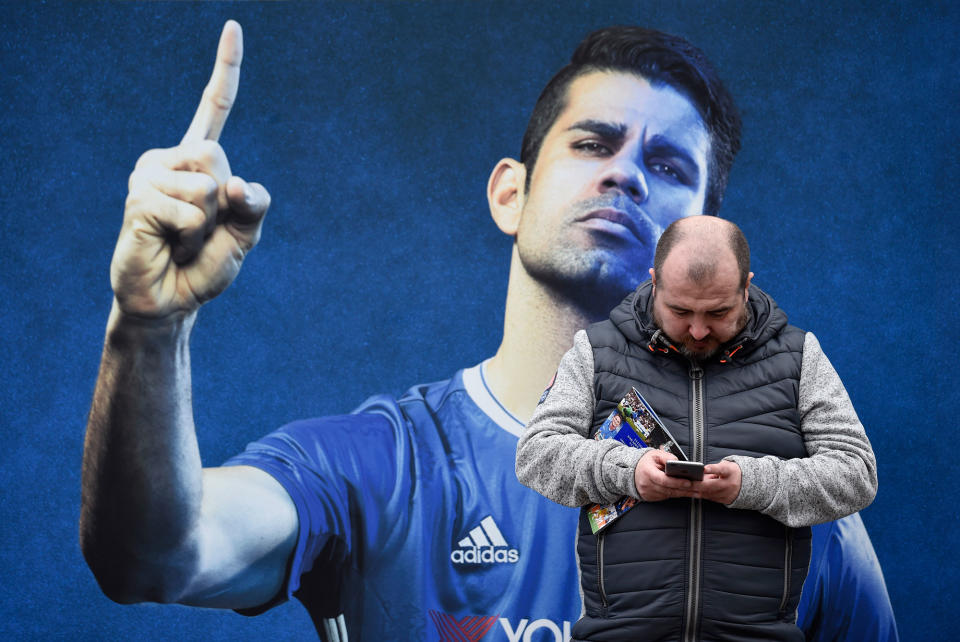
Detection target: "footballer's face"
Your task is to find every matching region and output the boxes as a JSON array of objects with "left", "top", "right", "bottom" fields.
[{"left": 516, "top": 71, "right": 710, "bottom": 314}]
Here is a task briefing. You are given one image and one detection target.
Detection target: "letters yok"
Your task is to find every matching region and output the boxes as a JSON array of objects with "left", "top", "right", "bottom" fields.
[{"left": 430, "top": 611, "right": 573, "bottom": 642}]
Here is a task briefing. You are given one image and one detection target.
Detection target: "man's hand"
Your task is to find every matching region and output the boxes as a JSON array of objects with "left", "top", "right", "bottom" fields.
[
  {"left": 700, "top": 460, "right": 742, "bottom": 505},
  {"left": 111, "top": 20, "right": 271, "bottom": 322},
  {"left": 82, "top": 23, "right": 297, "bottom": 610},
  {"left": 635, "top": 451, "right": 742, "bottom": 505},
  {"left": 634, "top": 449, "right": 700, "bottom": 501}
]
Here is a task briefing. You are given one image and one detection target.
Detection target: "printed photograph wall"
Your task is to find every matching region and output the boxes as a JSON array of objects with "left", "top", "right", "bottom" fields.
[{"left": 1, "top": 2, "right": 955, "bottom": 640}]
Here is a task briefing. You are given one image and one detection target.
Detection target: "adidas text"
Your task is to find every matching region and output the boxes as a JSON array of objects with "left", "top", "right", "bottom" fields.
[
  {"left": 450, "top": 546, "right": 519, "bottom": 564},
  {"left": 452, "top": 516, "right": 519, "bottom": 565}
]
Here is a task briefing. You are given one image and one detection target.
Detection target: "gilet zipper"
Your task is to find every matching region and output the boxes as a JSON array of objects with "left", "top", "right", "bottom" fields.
[
  {"left": 683, "top": 362, "right": 704, "bottom": 642},
  {"left": 597, "top": 531, "right": 608, "bottom": 610},
  {"left": 778, "top": 526, "right": 795, "bottom": 618}
]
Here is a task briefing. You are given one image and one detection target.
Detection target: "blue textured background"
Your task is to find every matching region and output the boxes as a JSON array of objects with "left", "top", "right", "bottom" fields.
[{"left": 1, "top": 1, "right": 956, "bottom": 640}]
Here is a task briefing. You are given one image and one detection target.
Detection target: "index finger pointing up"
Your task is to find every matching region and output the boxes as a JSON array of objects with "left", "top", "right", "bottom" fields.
[{"left": 182, "top": 20, "right": 243, "bottom": 144}]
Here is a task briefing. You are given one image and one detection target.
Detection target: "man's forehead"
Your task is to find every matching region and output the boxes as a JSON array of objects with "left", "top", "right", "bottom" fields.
[
  {"left": 556, "top": 71, "right": 708, "bottom": 144},
  {"left": 658, "top": 245, "right": 740, "bottom": 297}
]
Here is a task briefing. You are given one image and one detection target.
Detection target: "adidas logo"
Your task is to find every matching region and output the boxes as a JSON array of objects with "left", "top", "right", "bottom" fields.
[{"left": 450, "top": 515, "right": 520, "bottom": 565}]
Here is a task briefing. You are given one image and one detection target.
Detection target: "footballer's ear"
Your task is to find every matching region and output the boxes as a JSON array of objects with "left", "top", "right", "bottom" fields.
[{"left": 487, "top": 158, "right": 526, "bottom": 236}]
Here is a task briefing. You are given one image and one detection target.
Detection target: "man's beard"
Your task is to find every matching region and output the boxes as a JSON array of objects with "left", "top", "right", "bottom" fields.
[
  {"left": 652, "top": 300, "right": 750, "bottom": 361},
  {"left": 515, "top": 195, "right": 661, "bottom": 320}
]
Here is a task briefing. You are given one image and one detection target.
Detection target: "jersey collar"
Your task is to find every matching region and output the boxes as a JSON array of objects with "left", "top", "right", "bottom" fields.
[{"left": 462, "top": 359, "right": 525, "bottom": 438}]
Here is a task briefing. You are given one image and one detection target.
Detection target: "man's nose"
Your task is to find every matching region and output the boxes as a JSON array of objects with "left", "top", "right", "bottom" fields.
[
  {"left": 598, "top": 156, "right": 648, "bottom": 204},
  {"left": 689, "top": 321, "right": 710, "bottom": 340}
]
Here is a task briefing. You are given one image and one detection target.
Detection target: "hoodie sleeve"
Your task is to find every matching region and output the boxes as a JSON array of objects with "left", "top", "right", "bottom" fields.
[
  {"left": 515, "top": 330, "right": 647, "bottom": 507},
  {"left": 725, "top": 332, "right": 878, "bottom": 527}
]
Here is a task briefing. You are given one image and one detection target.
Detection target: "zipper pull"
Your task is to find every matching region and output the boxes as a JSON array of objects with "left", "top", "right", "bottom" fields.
[
  {"left": 689, "top": 363, "right": 703, "bottom": 380},
  {"left": 648, "top": 329, "right": 679, "bottom": 354},
  {"left": 719, "top": 344, "right": 743, "bottom": 364}
]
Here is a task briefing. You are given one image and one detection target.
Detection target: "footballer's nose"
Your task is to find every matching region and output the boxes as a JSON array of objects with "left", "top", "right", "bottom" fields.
[{"left": 599, "top": 156, "right": 649, "bottom": 204}]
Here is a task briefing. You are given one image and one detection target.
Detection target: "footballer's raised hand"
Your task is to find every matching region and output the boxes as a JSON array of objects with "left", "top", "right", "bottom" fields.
[{"left": 111, "top": 20, "right": 270, "bottom": 322}]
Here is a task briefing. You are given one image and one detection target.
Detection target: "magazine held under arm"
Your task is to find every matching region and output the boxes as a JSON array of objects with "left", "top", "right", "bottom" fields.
[{"left": 587, "top": 387, "right": 688, "bottom": 534}]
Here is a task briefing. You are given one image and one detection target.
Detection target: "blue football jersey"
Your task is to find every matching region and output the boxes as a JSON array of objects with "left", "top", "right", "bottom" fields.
[
  {"left": 226, "top": 361, "right": 897, "bottom": 642},
  {"left": 226, "top": 362, "right": 582, "bottom": 641}
]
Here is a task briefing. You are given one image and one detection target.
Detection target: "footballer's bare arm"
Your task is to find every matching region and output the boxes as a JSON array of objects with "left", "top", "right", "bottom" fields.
[{"left": 80, "top": 21, "right": 296, "bottom": 610}]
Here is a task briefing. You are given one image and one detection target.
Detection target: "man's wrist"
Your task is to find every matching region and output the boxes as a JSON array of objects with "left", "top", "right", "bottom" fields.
[
  {"left": 105, "top": 299, "right": 196, "bottom": 351},
  {"left": 601, "top": 444, "right": 647, "bottom": 499},
  {"left": 723, "top": 456, "right": 755, "bottom": 509}
]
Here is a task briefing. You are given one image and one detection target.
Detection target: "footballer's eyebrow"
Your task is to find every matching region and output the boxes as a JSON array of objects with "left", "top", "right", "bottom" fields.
[
  {"left": 566, "top": 119, "right": 628, "bottom": 140},
  {"left": 646, "top": 134, "right": 702, "bottom": 179}
]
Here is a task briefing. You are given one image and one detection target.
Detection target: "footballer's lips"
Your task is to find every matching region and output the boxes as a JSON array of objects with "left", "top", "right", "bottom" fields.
[{"left": 576, "top": 207, "right": 656, "bottom": 244}]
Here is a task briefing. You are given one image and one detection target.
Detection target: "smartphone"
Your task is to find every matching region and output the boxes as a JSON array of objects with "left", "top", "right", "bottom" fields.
[{"left": 665, "top": 460, "right": 704, "bottom": 481}]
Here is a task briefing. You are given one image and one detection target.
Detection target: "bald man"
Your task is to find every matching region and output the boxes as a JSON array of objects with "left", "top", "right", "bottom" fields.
[{"left": 516, "top": 217, "right": 877, "bottom": 641}]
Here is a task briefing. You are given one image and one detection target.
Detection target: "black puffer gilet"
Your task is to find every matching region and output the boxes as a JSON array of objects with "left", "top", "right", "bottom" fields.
[{"left": 574, "top": 281, "right": 810, "bottom": 642}]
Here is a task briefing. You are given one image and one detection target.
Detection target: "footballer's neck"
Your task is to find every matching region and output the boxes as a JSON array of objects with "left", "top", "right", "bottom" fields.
[{"left": 486, "top": 250, "right": 599, "bottom": 424}]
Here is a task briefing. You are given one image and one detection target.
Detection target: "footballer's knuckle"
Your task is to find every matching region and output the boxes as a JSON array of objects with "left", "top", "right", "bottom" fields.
[
  {"left": 124, "top": 189, "right": 154, "bottom": 219},
  {"left": 134, "top": 148, "right": 163, "bottom": 170},
  {"left": 205, "top": 85, "right": 235, "bottom": 112},
  {"left": 195, "top": 139, "right": 224, "bottom": 167},
  {"left": 128, "top": 168, "right": 147, "bottom": 192},
  {"left": 197, "top": 174, "right": 219, "bottom": 207},
  {"left": 181, "top": 202, "right": 206, "bottom": 228}
]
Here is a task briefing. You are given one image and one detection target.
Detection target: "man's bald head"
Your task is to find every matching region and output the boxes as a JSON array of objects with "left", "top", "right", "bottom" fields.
[
  {"left": 652, "top": 217, "right": 750, "bottom": 290},
  {"left": 648, "top": 217, "right": 752, "bottom": 360}
]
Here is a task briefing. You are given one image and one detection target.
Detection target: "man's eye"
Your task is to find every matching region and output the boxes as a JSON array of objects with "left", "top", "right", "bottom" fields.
[
  {"left": 573, "top": 141, "right": 611, "bottom": 156},
  {"left": 650, "top": 161, "right": 685, "bottom": 183}
]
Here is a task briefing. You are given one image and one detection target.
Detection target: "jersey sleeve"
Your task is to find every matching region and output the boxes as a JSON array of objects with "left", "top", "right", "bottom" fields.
[
  {"left": 222, "top": 398, "right": 411, "bottom": 614},
  {"left": 797, "top": 513, "right": 899, "bottom": 641}
]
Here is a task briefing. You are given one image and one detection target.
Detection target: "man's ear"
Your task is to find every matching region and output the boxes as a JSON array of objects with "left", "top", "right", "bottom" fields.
[
  {"left": 744, "top": 271, "right": 754, "bottom": 301},
  {"left": 487, "top": 158, "right": 526, "bottom": 236}
]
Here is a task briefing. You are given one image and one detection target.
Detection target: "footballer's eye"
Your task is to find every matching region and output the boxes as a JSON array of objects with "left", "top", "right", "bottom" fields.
[
  {"left": 573, "top": 140, "right": 613, "bottom": 156},
  {"left": 649, "top": 161, "right": 685, "bottom": 183}
]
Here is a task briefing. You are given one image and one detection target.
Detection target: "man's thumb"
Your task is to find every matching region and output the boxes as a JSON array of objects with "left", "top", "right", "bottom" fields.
[{"left": 227, "top": 176, "right": 271, "bottom": 223}]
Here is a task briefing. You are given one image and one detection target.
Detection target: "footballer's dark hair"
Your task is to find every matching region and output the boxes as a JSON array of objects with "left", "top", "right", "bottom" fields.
[{"left": 519, "top": 26, "right": 742, "bottom": 216}]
